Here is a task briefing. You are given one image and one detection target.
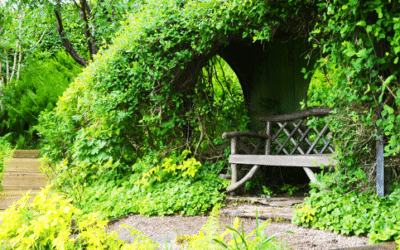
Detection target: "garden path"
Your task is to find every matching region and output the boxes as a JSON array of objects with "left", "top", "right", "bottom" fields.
[{"left": 0, "top": 150, "right": 45, "bottom": 212}]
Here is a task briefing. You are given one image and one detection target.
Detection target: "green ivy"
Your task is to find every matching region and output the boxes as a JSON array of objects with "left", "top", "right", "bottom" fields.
[
  {"left": 40, "top": 150, "right": 229, "bottom": 218},
  {"left": 293, "top": 186, "right": 400, "bottom": 244}
]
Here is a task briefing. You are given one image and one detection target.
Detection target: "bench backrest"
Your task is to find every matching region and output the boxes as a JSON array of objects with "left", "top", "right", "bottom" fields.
[{"left": 259, "top": 107, "right": 334, "bottom": 156}]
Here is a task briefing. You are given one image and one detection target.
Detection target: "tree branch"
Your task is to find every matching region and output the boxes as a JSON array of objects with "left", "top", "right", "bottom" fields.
[
  {"left": 321, "top": 65, "right": 333, "bottom": 87},
  {"left": 80, "top": 0, "right": 98, "bottom": 58},
  {"left": 54, "top": 5, "right": 88, "bottom": 67}
]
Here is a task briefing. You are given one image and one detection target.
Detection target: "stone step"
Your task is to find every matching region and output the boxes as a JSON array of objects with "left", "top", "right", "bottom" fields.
[
  {"left": 5, "top": 158, "right": 42, "bottom": 173},
  {"left": 220, "top": 204, "right": 294, "bottom": 221},
  {"left": 227, "top": 196, "right": 304, "bottom": 207},
  {"left": 12, "top": 150, "right": 41, "bottom": 159},
  {"left": 2, "top": 173, "right": 47, "bottom": 190}
]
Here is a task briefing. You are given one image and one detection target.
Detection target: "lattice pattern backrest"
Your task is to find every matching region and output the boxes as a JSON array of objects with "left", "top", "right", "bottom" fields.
[
  {"left": 235, "top": 136, "right": 265, "bottom": 155},
  {"left": 268, "top": 116, "right": 333, "bottom": 155}
]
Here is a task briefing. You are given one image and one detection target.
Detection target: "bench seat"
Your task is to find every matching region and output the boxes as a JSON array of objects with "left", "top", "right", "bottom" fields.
[{"left": 229, "top": 154, "right": 337, "bottom": 167}]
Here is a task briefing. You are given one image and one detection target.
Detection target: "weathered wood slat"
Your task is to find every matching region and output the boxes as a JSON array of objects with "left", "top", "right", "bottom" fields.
[
  {"left": 220, "top": 205, "right": 294, "bottom": 221},
  {"left": 276, "top": 120, "right": 304, "bottom": 155},
  {"left": 259, "top": 107, "right": 333, "bottom": 122},
  {"left": 222, "top": 132, "right": 267, "bottom": 140},
  {"left": 305, "top": 122, "right": 329, "bottom": 154},
  {"left": 229, "top": 154, "right": 337, "bottom": 167}
]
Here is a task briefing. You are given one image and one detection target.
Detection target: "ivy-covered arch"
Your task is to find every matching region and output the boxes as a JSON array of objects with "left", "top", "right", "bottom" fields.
[
  {"left": 38, "top": 0, "right": 318, "bottom": 167},
  {"left": 37, "top": 0, "right": 400, "bottom": 198}
]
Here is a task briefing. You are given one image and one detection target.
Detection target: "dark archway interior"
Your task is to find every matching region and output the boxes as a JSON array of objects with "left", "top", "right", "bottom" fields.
[{"left": 218, "top": 32, "right": 315, "bottom": 131}]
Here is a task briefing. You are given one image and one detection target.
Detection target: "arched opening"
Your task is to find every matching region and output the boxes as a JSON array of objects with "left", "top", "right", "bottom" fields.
[{"left": 195, "top": 51, "right": 316, "bottom": 196}]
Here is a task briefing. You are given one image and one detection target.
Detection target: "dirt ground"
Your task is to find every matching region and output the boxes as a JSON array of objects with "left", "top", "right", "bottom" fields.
[{"left": 108, "top": 204, "right": 371, "bottom": 250}]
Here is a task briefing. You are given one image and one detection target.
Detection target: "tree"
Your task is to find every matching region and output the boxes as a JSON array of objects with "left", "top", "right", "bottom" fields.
[
  {"left": 12, "top": 0, "right": 139, "bottom": 67},
  {"left": 0, "top": 1, "right": 48, "bottom": 111}
]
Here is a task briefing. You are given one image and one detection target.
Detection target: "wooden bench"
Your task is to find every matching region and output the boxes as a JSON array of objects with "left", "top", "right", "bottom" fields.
[{"left": 222, "top": 107, "right": 337, "bottom": 193}]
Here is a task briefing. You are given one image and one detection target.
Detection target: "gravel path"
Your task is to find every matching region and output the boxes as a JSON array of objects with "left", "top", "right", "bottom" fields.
[{"left": 107, "top": 213, "right": 370, "bottom": 250}]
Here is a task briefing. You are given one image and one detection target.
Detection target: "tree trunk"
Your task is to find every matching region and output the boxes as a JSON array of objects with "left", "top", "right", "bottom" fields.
[
  {"left": 5, "top": 47, "right": 9, "bottom": 84},
  {"left": 79, "top": 0, "right": 98, "bottom": 58},
  {"left": 16, "top": 44, "right": 22, "bottom": 82},
  {"left": 9, "top": 41, "right": 18, "bottom": 84}
]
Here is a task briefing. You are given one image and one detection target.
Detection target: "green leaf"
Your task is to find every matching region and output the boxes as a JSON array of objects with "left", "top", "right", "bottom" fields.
[{"left": 357, "top": 21, "right": 366, "bottom": 26}]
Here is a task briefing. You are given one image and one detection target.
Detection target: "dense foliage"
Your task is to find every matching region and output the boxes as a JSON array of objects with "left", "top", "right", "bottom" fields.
[
  {"left": 0, "top": 186, "right": 161, "bottom": 249},
  {"left": 0, "top": 189, "right": 290, "bottom": 250},
  {"left": 40, "top": 151, "right": 229, "bottom": 218},
  {"left": 0, "top": 51, "right": 82, "bottom": 148},
  {"left": 36, "top": 0, "right": 309, "bottom": 182}
]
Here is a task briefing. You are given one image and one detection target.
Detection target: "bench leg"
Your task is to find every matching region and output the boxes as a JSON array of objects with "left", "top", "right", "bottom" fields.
[
  {"left": 230, "top": 163, "right": 238, "bottom": 195},
  {"left": 303, "top": 167, "right": 320, "bottom": 185},
  {"left": 227, "top": 165, "right": 260, "bottom": 193}
]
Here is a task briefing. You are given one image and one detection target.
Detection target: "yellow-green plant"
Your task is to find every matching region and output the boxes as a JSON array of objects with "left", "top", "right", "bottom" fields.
[
  {"left": 134, "top": 150, "right": 201, "bottom": 188},
  {"left": 294, "top": 204, "right": 317, "bottom": 225},
  {"left": 0, "top": 185, "right": 159, "bottom": 249},
  {"left": 173, "top": 206, "right": 293, "bottom": 250}
]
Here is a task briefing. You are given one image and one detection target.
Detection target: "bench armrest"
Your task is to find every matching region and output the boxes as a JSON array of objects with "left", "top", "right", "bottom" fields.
[{"left": 222, "top": 132, "right": 267, "bottom": 140}]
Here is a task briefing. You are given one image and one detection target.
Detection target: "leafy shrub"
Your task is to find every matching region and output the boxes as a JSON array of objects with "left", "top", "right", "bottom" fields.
[
  {"left": 293, "top": 186, "right": 400, "bottom": 244},
  {"left": 0, "top": 185, "right": 160, "bottom": 249},
  {"left": 173, "top": 207, "right": 293, "bottom": 250},
  {"left": 37, "top": 0, "right": 313, "bottom": 182},
  {"left": 41, "top": 150, "right": 229, "bottom": 218}
]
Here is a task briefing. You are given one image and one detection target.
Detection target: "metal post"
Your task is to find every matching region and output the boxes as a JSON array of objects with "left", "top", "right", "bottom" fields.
[
  {"left": 376, "top": 127, "right": 384, "bottom": 197},
  {"left": 231, "top": 137, "right": 237, "bottom": 195},
  {"left": 265, "top": 121, "right": 271, "bottom": 155}
]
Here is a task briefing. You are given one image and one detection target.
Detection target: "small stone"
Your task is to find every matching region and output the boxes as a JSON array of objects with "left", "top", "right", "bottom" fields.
[{"left": 308, "top": 243, "right": 317, "bottom": 248}]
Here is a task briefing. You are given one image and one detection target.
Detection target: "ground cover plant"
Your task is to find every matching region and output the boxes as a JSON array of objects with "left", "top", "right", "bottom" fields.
[
  {"left": 293, "top": 184, "right": 400, "bottom": 244},
  {"left": 40, "top": 150, "right": 229, "bottom": 219},
  {"left": 0, "top": 186, "right": 290, "bottom": 250},
  {"left": 173, "top": 207, "right": 293, "bottom": 250}
]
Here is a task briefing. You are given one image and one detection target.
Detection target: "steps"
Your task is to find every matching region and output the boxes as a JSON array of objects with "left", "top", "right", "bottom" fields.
[
  {"left": 0, "top": 150, "right": 46, "bottom": 211},
  {"left": 220, "top": 196, "right": 304, "bottom": 221}
]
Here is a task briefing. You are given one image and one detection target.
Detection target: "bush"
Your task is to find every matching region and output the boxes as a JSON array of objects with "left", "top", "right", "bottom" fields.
[
  {"left": 40, "top": 150, "right": 229, "bottom": 219},
  {"left": 0, "top": 185, "right": 160, "bottom": 249}
]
